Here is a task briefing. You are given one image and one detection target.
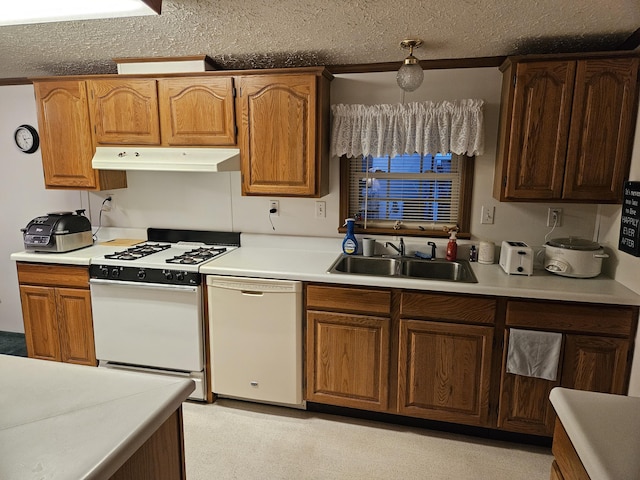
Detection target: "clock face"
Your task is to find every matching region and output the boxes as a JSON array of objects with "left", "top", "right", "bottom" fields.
[{"left": 14, "top": 124, "right": 39, "bottom": 154}]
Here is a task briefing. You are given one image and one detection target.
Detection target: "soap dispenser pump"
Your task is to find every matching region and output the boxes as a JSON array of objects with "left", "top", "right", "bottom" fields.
[
  {"left": 445, "top": 228, "right": 458, "bottom": 261},
  {"left": 342, "top": 218, "right": 358, "bottom": 255}
]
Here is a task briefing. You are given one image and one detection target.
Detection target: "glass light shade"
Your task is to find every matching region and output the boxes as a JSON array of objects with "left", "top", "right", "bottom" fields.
[{"left": 397, "top": 63, "right": 424, "bottom": 92}]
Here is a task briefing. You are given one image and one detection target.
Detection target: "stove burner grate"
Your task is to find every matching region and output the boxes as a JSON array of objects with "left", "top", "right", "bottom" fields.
[
  {"left": 165, "top": 246, "right": 227, "bottom": 265},
  {"left": 105, "top": 242, "right": 171, "bottom": 261}
]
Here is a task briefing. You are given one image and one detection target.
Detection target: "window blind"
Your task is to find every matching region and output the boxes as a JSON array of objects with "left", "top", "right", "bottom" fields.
[{"left": 347, "top": 153, "right": 462, "bottom": 229}]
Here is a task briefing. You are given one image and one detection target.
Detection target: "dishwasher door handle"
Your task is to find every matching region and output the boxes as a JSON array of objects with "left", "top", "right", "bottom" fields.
[{"left": 241, "top": 290, "right": 264, "bottom": 296}]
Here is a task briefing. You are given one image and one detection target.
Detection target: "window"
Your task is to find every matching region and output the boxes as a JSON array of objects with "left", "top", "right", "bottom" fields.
[{"left": 340, "top": 153, "right": 474, "bottom": 237}]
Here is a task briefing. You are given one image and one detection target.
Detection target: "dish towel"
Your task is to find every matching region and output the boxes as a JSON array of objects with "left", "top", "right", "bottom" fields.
[{"left": 506, "top": 329, "right": 563, "bottom": 381}]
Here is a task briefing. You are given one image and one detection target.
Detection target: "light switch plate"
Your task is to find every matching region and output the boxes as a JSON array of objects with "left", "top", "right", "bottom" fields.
[{"left": 481, "top": 205, "right": 494, "bottom": 224}]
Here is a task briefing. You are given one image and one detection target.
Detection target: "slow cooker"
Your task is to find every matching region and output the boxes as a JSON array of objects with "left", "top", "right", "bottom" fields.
[{"left": 544, "top": 237, "right": 609, "bottom": 278}]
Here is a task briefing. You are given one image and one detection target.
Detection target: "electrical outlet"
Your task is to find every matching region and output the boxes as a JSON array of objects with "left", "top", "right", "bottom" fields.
[
  {"left": 315, "top": 201, "right": 326, "bottom": 218},
  {"left": 480, "top": 205, "right": 494, "bottom": 224},
  {"left": 103, "top": 193, "right": 114, "bottom": 212},
  {"left": 547, "top": 208, "right": 563, "bottom": 227},
  {"left": 269, "top": 200, "right": 279, "bottom": 216}
]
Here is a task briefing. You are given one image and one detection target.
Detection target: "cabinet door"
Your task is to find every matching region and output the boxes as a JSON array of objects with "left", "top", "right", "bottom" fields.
[
  {"left": 398, "top": 319, "right": 493, "bottom": 426},
  {"left": 158, "top": 77, "right": 236, "bottom": 146},
  {"left": 497, "top": 329, "right": 560, "bottom": 436},
  {"left": 34, "top": 81, "right": 98, "bottom": 189},
  {"left": 19, "top": 285, "right": 61, "bottom": 362},
  {"left": 88, "top": 79, "right": 160, "bottom": 145},
  {"left": 237, "top": 74, "right": 318, "bottom": 196},
  {"left": 56, "top": 288, "right": 96, "bottom": 366},
  {"left": 306, "top": 310, "right": 390, "bottom": 411},
  {"left": 503, "top": 61, "right": 576, "bottom": 200},
  {"left": 561, "top": 334, "right": 629, "bottom": 394},
  {"left": 563, "top": 57, "right": 640, "bottom": 202}
]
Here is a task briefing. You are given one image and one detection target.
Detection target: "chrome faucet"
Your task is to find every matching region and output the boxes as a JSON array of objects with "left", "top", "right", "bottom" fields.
[
  {"left": 385, "top": 238, "right": 405, "bottom": 256},
  {"left": 427, "top": 241, "right": 437, "bottom": 260}
]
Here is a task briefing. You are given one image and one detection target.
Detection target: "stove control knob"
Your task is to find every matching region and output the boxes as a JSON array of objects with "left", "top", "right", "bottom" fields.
[
  {"left": 164, "top": 271, "right": 174, "bottom": 281},
  {"left": 111, "top": 268, "right": 120, "bottom": 279},
  {"left": 176, "top": 271, "right": 185, "bottom": 281},
  {"left": 100, "top": 266, "right": 109, "bottom": 277},
  {"left": 137, "top": 269, "right": 146, "bottom": 280}
]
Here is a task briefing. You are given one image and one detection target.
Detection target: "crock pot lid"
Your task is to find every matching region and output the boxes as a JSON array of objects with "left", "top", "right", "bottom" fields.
[{"left": 546, "top": 237, "right": 601, "bottom": 251}]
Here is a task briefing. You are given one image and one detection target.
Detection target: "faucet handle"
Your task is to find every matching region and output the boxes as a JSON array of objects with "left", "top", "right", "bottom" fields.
[{"left": 427, "top": 241, "right": 437, "bottom": 259}]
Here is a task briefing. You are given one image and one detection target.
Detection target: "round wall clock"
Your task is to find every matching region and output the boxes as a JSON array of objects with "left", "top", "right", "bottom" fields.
[{"left": 14, "top": 124, "right": 40, "bottom": 154}]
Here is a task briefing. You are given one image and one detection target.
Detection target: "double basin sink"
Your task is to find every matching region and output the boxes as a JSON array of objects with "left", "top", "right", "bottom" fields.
[{"left": 327, "top": 255, "right": 478, "bottom": 283}]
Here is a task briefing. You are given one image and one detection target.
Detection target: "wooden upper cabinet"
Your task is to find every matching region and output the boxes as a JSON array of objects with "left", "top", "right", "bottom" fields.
[
  {"left": 494, "top": 54, "right": 639, "bottom": 203},
  {"left": 158, "top": 77, "right": 236, "bottom": 146},
  {"left": 499, "top": 61, "right": 576, "bottom": 200},
  {"left": 237, "top": 72, "right": 331, "bottom": 197},
  {"left": 88, "top": 78, "right": 161, "bottom": 145},
  {"left": 563, "top": 58, "right": 639, "bottom": 201},
  {"left": 33, "top": 80, "right": 126, "bottom": 190}
]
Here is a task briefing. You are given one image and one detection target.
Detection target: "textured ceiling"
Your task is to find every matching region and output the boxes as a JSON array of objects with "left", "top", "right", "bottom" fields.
[{"left": 0, "top": 0, "right": 638, "bottom": 79}]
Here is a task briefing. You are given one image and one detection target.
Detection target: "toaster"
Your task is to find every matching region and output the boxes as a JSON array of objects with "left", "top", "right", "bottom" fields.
[{"left": 499, "top": 241, "right": 533, "bottom": 275}]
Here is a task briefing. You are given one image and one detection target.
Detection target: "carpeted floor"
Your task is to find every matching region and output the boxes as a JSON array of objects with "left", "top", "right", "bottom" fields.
[
  {"left": 182, "top": 399, "right": 553, "bottom": 480},
  {"left": 0, "top": 331, "right": 27, "bottom": 357}
]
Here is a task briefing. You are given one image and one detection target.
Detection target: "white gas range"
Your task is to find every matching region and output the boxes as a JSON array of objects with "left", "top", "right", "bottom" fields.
[{"left": 89, "top": 228, "right": 240, "bottom": 401}]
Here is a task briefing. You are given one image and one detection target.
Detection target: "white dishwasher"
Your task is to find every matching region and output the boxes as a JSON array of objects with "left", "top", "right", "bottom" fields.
[{"left": 206, "top": 275, "right": 304, "bottom": 408}]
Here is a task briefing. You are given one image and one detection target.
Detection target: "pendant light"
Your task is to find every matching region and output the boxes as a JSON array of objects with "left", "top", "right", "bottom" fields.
[{"left": 396, "top": 39, "right": 424, "bottom": 92}]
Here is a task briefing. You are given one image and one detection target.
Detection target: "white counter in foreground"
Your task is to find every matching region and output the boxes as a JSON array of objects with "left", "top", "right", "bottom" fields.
[
  {"left": 0, "top": 355, "right": 194, "bottom": 480},
  {"left": 549, "top": 387, "right": 640, "bottom": 480}
]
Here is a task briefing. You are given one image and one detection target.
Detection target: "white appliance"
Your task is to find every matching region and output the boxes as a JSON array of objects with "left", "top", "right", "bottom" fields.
[
  {"left": 89, "top": 228, "right": 240, "bottom": 401},
  {"left": 207, "top": 276, "right": 304, "bottom": 408},
  {"left": 544, "top": 237, "right": 609, "bottom": 278},
  {"left": 499, "top": 240, "right": 534, "bottom": 275}
]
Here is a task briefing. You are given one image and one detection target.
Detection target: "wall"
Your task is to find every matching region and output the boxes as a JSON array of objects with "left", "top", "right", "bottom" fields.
[
  {"left": 595, "top": 113, "right": 640, "bottom": 396},
  {"left": 0, "top": 69, "right": 600, "bottom": 333},
  {"left": 86, "top": 69, "right": 597, "bottom": 244},
  {"left": 0, "top": 85, "right": 85, "bottom": 332}
]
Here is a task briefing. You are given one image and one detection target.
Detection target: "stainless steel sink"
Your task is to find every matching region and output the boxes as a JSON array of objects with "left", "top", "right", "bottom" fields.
[
  {"left": 328, "top": 255, "right": 401, "bottom": 276},
  {"left": 401, "top": 258, "right": 477, "bottom": 282},
  {"left": 327, "top": 255, "right": 478, "bottom": 283}
]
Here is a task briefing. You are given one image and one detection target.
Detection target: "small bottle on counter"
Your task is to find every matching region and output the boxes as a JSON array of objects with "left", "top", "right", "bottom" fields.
[
  {"left": 342, "top": 218, "right": 358, "bottom": 255},
  {"left": 469, "top": 245, "right": 477, "bottom": 262},
  {"left": 445, "top": 229, "right": 458, "bottom": 261}
]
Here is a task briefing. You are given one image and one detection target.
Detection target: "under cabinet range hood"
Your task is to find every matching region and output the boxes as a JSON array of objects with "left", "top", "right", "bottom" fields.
[{"left": 91, "top": 146, "right": 241, "bottom": 172}]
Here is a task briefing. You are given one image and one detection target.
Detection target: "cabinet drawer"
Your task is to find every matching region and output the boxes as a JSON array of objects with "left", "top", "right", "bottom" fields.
[
  {"left": 400, "top": 292, "right": 496, "bottom": 325},
  {"left": 306, "top": 285, "right": 390, "bottom": 315},
  {"left": 17, "top": 263, "right": 89, "bottom": 289},
  {"left": 506, "top": 300, "right": 635, "bottom": 337}
]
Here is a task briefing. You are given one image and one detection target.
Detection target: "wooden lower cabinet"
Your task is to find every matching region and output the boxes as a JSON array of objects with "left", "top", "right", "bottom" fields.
[
  {"left": 305, "top": 285, "right": 496, "bottom": 426},
  {"left": 306, "top": 310, "right": 390, "bottom": 411},
  {"left": 550, "top": 461, "right": 565, "bottom": 480},
  {"left": 305, "top": 284, "right": 391, "bottom": 410},
  {"left": 498, "top": 300, "right": 636, "bottom": 436},
  {"left": 550, "top": 420, "right": 590, "bottom": 480},
  {"left": 397, "top": 319, "right": 493, "bottom": 426},
  {"left": 305, "top": 284, "right": 638, "bottom": 438},
  {"left": 18, "top": 263, "right": 96, "bottom": 366}
]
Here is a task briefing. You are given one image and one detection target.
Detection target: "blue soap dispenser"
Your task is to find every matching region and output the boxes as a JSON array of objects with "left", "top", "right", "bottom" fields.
[{"left": 342, "top": 218, "right": 358, "bottom": 255}]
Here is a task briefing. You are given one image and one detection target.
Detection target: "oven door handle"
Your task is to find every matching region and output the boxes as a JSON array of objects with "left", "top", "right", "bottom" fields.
[{"left": 89, "top": 278, "right": 198, "bottom": 292}]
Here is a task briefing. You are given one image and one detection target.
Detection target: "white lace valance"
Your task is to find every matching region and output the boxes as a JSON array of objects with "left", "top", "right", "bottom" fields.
[{"left": 331, "top": 99, "right": 485, "bottom": 158}]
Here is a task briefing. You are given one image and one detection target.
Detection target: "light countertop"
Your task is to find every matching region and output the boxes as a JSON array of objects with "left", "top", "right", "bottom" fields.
[
  {"left": 0, "top": 355, "right": 194, "bottom": 480},
  {"left": 11, "top": 234, "right": 640, "bottom": 306},
  {"left": 10, "top": 238, "right": 145, "bottom": 266},
  {"left": 549, "top": 387, "right": 640, "bottom": 480},
  {"left": 199, "top": 235, "right": 640, "bottom": 306}
]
